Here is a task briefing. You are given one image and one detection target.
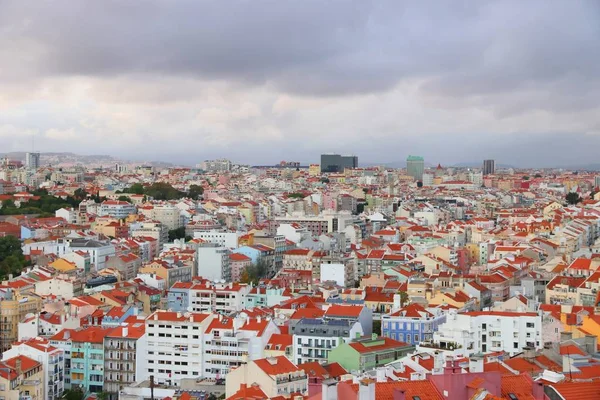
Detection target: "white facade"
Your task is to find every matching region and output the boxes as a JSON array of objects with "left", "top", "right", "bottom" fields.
[
  {"left": 291, "top": 319, "right": 363, "bottom": 365},
  {"left": 193, "top": 231, "right": 239, "bottom": 248},
  {"left": 320, "top": 263, "right": 350, "bottom": 287},
  {"left": 56, "top": 208, "right": 77, "bottom": 224},
  {"left": 98, "top": 200, "right": 137, "bottom": 219},
  {"left": 276, "top": 224, "right": 311, "bottom": 244},
  {"left": 138, "top": 311, "right": 278, "bottom": 385},
  {"left": 196, "top": 246, "right": 231, "bottom": 281},
  {"left": 431, "top": 311, "right": 542, "bottom": 357},
  {"left": 186, "top": 282, "right": 250, "bottom": 314},
  {"left": 149, "top": 204, "right": 184, "bottom": 230}
]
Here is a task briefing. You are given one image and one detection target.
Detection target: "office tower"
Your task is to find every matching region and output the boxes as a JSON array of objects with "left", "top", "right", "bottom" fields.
[
  {"left": 483, "top": 159, "right": 495, "bottom": 175},
  {"left": 320, "top": 154, "right": 358, "bottom": 173},
  {"left": 25, "top": 152, "right": 40, "bottom": 170},
  {"left": 406, "top": 155, "right": 424, "bottom": 181}
]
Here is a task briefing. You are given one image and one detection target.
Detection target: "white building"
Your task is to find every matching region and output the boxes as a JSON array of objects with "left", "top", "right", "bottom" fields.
[
  {"left": 290, "top": 318, "right": 363, "bottom": 365},
  {"left": 56, "top": 207, "right": 78, "bottom": 224},
  {"left": 276, "top": 223, "right": 311, "bottom": 244},
  {"left": 193, "top": 230, "right": 240, "bottom": 248},
  {"left": 196, "top": 245, "right": 231, "bottom": 281},
  {"left": 3, "top": 337, "right": 65, "bottom": 400},
  {"left": 137, "top": 311, "right": 278, "bottom": 385},
  {"left": 320, "top": 262, "right": 353, "bottom": 287},
  {"left": 98, "top": 200, "right": 137, "bottom": 219},
  {"left": 131, "top": 221, "right": 168, "bottom": 248},
  {"left": 140, "top": 203, "right": 184, "bottom": 231},
  {"left": 429, "top": 311, "right": 542, "bottom": 357}
]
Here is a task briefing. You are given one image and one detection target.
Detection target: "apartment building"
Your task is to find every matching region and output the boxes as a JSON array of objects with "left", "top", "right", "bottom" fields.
[
  {"left": 197, "top": 245, "right": 231, "bottom": 281},
  {"left": 0, "top": 290, "right": 43, "bottom": 352},
  {"left": 98, "top": 200, "right": 137, "bottom": 219},
  {"left": 3, "top": 337, "right": 65, "bottom": 400},
  {"left": 429, "top": 311, "right": 542, "bottom": 357},
  {"left": 382, "top": 303, "right": 446, "bottom": 345},
  {"left": 103, "top": 322, "right": 145, "bottom": 400},
  {"left": 225, "top": 356, "right": 308, "bottom": 399},
  {"left": 168, "top": 280, "right": 251, "bottom": 314},
  {"left": 137, "top": 311, "right": 215, "bottom": 386},
  {"left": 0, "top": 355, "right": 44, "bottom": 400},
  {"left": 290, "top": 318, "right": 363, "bottom": 365}
]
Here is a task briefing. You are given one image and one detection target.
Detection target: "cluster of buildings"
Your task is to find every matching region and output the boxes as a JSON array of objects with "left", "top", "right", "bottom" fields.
[{"left": 0, "top": 154, "right": 599, "bottom": 399}]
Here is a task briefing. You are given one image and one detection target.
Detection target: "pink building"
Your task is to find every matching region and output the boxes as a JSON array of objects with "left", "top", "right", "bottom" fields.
[{"left": 230, "top": 253, "right": 252, "bottom": 282}]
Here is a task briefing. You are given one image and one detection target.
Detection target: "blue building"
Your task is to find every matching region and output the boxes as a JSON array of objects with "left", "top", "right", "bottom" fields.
[
  {"left": 167, "top": 282, "right": 191, "bottom": 311},
  {"left": 381, "top": 303, "right": 446, "bottom": 345}
]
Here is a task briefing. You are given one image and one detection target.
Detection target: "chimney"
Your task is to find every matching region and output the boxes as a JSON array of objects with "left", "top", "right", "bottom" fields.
[
  {"left": 469, "top": 353, "right": 484, "bottom": 373},
  {"left": 358, "top": 378, "right": 376, "bottom": 400},
  {"left": 122, "top": 325, "right": 128, "bottom": 337},
  {"left": 532, "top": 381, "right": 544, "bottom": 399},
  {"left": 65, "top": 330, "right": 70, "bottom": 340},
  {"left": 15, "top": 358, "right": 22, "bottom": 375},
  {"left": 560, "top": 331, "right": 573, "bottom": 342},
  {"left": 257, "top": 316, "right": 261, "bottom": 323},
  {"left": 393, "top": 388, "right": 406, "bottom": 400}
]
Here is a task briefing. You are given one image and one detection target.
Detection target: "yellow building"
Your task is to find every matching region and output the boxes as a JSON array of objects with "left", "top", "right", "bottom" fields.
[
  {"left": 0, "top": 355, "right": 44, "bottom": 400},
  {"left": 308, "top": 164, "right": 320, "bottom": 177},
  {"left": 0, "top": 293, "right": 42, "bottom": 352}
]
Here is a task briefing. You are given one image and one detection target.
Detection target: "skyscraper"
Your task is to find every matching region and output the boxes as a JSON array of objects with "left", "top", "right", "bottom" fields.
[
  {"left": 320, "top": 154, "right": 358, "bottom": 173},
  {"left": 406, "top": 155, "right": 425, "bottom": 181},
  {"left": 25, "top": 152, "right": 40, "bottom": 170},
  {"left": 483, "top": 159, "right": 495, "bottom": 175}
]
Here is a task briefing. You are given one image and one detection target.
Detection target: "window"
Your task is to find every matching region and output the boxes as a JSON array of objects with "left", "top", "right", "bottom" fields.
[
  {"left": 526, "top": 322, "right": 534, "bottom": 328},
  {"left": 513, "top": 343, "right": 519, "bottom": 349}
]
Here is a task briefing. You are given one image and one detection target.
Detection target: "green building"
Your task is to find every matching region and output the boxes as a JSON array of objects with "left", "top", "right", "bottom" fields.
[
  {"left": 327, "top": 334, "right": 415, "bottom": 373},
  {"left": 406, "top": 155, "right": 425, "bottom": 181}
]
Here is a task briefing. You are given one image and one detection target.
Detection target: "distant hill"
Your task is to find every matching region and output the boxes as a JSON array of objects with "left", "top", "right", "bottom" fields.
[{"left": 0, "top": 152, "right": 173, "bottom": 168}]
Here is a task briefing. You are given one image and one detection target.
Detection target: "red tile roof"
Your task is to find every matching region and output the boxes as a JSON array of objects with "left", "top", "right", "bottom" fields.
[
  {"left": 254, "top": 356, "right": 300, "bottom": 376},
  {"left": 347, "top": 380, "right": 443, "bottom": 400}
]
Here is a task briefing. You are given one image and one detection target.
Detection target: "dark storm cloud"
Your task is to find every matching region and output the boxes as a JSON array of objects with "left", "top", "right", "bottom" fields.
[{"left": 1, "top": 0, "right": 598, "bottom": 97}]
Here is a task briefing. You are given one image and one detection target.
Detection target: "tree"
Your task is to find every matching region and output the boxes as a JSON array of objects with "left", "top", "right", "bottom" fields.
[
  {"left": 0, "top": 236, "right": 29, "bottom": 279},
  {"left": 187, "top": 184, "right": 204, "bottom": 200},
  {"left": 117, "top": 195, "right": 132, "bottom": 202},
  {"left": 126, "top": 183, "right": 145, "bottom": 195},
  {"left": 566, "top": 192, "right": 583, "bottom": 205},
  {"left": 398, "top": 291, "right": 409, "bottom": 307},
  {"left": 534, "top": 173, "right": 542, "bottom": 178},
  {"left": 168, "top": 227, "right": 186, "bottom": 241},
  {"left": 240, "top": 268, "right": 251, "bottom": 284},
  {"left": 63, "top": 388, "right": 85, "bottom": 400},
  {"left": 522, "top": 176, "right": 529, "bottom": 180},
  {"left": 73, "top": 188, "right": 87, "bottom": 200},
  {"left": 372, "top": 320, "right": 382, "bottom": 336}
]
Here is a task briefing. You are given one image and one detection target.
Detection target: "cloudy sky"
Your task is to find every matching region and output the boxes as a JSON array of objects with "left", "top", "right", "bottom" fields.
[{"left": 0, "top": 1, "right": 599, "bottom": 167}]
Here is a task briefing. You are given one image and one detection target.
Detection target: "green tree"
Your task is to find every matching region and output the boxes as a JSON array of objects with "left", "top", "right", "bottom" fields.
[
  {"left": 522, "top": 176, "right": 529, "bottom": 180},
  {"left": 534, "top": 173, "right": 542, "bottom": 178},
  {"left": 73, "top": 188, "right": 87, "bottom": 200},
  {"left": 117, "top": 195, "right": 132, "bottom": 202},
  {"left": 126, "top": 183, "right": 145, "bottom": 195},
  {"left": 566, "top": 192, "right": 583, "bottom": 205},
  {"left": 62, "top": 388, "right": 85, "bottom": 400},
  {"left": 398, "top": 291, "right": 409, "bottom": 307},
  {"left": 187, "top": 184, "right": 204, "bottom": 200},
  {"left": 373, "top": 319, "right": 382, "bottom": 336},
  {"left": 0, "top": 236, "right": 29, "bottom": 279},
  {"left": 286, "top": 193, "right": 305, "bottom": 199},
  {"left": 168, "top": 227, "right": 187, "bottom": 241}
]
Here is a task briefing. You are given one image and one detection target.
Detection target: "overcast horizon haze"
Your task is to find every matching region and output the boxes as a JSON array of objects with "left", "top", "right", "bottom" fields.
[{"left": 1, "top": 1, "right": 599, "bottom": 168}]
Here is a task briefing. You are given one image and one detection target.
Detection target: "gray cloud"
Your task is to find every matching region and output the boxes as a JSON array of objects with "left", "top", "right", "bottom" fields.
[{"left": 0, "top": 1, "right": 599, "bottom": 166}]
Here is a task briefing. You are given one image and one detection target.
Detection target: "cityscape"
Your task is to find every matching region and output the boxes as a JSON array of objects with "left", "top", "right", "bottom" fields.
[{"left": 1, "top": 2, "right": 600, "bottom": 400}]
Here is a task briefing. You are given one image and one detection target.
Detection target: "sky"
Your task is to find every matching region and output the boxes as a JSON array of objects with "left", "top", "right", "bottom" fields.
[{"left": 0, "top": 1, "right": 599, "bottom": 167}]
